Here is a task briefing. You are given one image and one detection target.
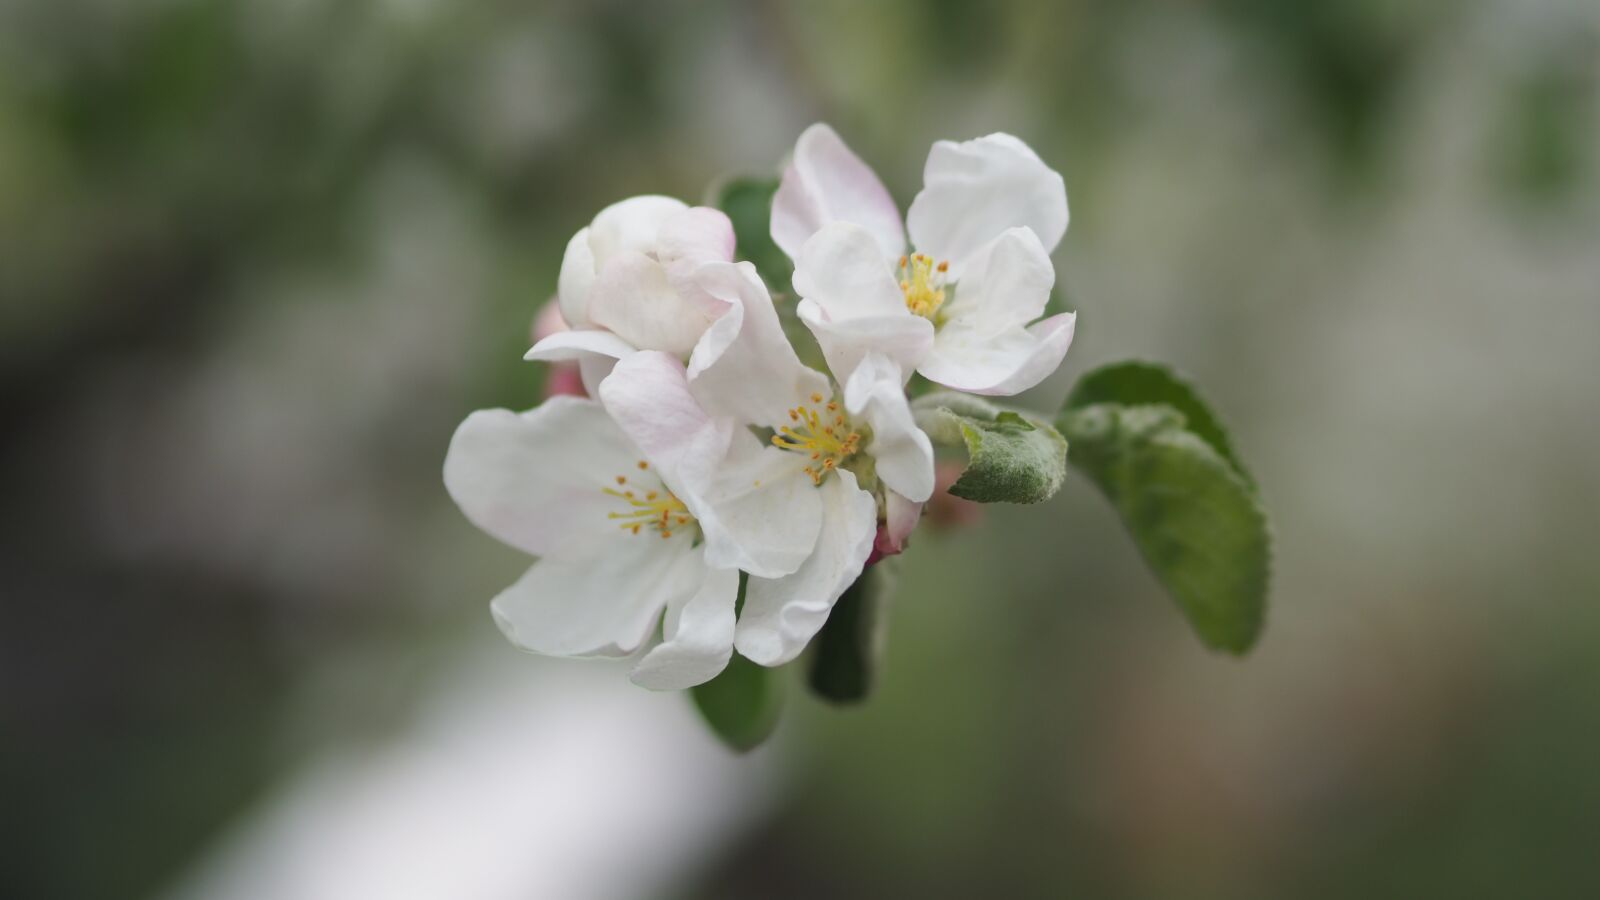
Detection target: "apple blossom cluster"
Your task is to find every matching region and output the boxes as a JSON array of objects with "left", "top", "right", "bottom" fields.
[{"left": 444, "top": 124, "right": 1075, "bottom": 691}]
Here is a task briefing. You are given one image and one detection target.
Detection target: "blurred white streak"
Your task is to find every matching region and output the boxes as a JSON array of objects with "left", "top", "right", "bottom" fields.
[{"left": 162, "top": 654, "right": 782, "bottom": 900}]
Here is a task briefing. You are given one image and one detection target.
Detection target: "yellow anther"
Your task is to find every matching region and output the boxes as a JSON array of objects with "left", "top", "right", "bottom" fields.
[
  {"left": 603, "top": 476, "right": 694, "bottom": 538},
  {"left": 899, "top": 253, "right": 948, "bottom": 319},
  {"left": 772, "top": 394, "right": 863, "bottom": 485}
]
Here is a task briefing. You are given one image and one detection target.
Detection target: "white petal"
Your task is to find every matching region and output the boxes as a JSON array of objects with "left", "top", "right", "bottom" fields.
[
  {"left": 735, "top": 469, "right": 877, "bottom": 667},
  {"left": 884, "top": 489, "right": 923, "bottom": 552},
  {"left": 843, "top": 353, "right": 935, "bottom": 503},
  {"left": 687, "top": 261, "right": 829, "bottom": 427},
  {"left": 906, "top": 133, "right": 1069, "bottom": 274},
  {"left": 586, "top": 252, "right": 729, "bottom": 357},
  {"left": 526, "top": 328, "right": 637, "bottom": 397},
  {"left": 597, "top": 352, "right": 733, "bottom": 503},
  {"left": 442, "top": 398, "right": 637, "bottom": 559},
  {"left": 587, "top": 195, "right": 689, "bottom": 264},
  {"left": 920, "top": 311, "right": 1077, "bottom": 397},
  {"left": 602, "top": 352, "right": 822, "bottom": 580},
  {"left": 577, "top": 355, "right": 615, "bottom": 398},
  {"left": 556, "top": 228, "right": 595, "bottom": 329},
  {"left": 656, "top": 207, "right": 736, "bottom": 283},
  {"left": 524, "top": 328, "right": 636, "bottom": 364},
  {"left": 793, "top": 222, "right": 908, "bottom": 319},
  {"left": 630, "top": 555, "right": 739, "bottom": 690},
  {"left": 797, "top": 301, "right": 933, "bottom": 389},
  {"left": 940, "top": 227, "right": 1054, "bottom": 333},
  {"left": 771, "top": 123, "right": 905, "bottom": 263},
  {"left": 490, "top": 536, "right": 696, "bottom": 660},
  {"left": 792, "top": 222, "right": 932, "bottom": 380},
  {"left": 695, "top": 433, "right": 823, "bottom": 579}
]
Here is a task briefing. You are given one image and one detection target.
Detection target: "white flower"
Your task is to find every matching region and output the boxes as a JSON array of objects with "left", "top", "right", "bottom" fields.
[
  {"left": 526, "top": 195, "right": 738, "bottom": 393},
  {"left": 600, "top": 269, "right": 936, "bottom": 668},
  {"left": 444, "top": 396, "right": 742, "bottom": 690},
  {"left": 447, "top": 259, "right": 930, "bottom": 686},
  {"left": 773, "top": 123, "right": 1077, "bottom": 397}
]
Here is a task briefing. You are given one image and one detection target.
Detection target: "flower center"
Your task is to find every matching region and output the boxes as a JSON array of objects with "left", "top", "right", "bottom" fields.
[
  {"left": 603, "top": 460, "right": 694, "bottom": 539},
  {"left": 772, "top": 393, "right": 862, "bottom": 485},
  {"left": 899, "top": 253, "right": 948, "bottom": 320}
]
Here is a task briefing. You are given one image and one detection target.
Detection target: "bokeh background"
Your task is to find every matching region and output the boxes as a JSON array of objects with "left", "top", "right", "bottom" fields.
[{"left": 4, "top": 0, "right": 1599, "bottom": 898}]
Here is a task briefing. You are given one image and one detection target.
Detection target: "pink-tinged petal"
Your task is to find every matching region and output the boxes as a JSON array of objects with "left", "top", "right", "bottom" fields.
[
  {"left": 597, "top": 352, "right": 732, "bottom": 502},
  {"left": 557, "top": 228, "right": 596, "bottom": 329},
  {"left": 884, "top": 489, "right": 923, "bottom": 550},
  {"left": 941, "top": 227, "right": 1055, "bottom": 334},
  {"left": 843, "top": 353, "right": 935, "bottom": 503},
  {"left": 442, "top": 398, "right": 640, "bottom": 559},
  {"left": 531, "top": 298, "right": 570, "bottom": 343},
  {"left": 542, "top": 365, "right": 586, "bottom": 399},
  {"left": 771, "top": 123, "right": 905, "bottom": 263},
  {"left": 530, "top": 301, "right": 583, "bottom": 399},
  {"left": 491, "top": 536, "right": 697, "bottom": 660},
  {"left": 734, "top": 469, "right": 877, "bottom": 667},
  {"left": 906, "top": 133, "right": 1069, "bottom": 274},
  {"left": 586, "top": 195, "right": 689, "bottom": 264},
  {"left": 602, "top": 352, "right": 822, "bottom": 580},
  {"left": 919, "top": 311, "right": 1077, "bottom": 397},
  {"left": 930, "top": 460, "right": 985, "bottom": 529},
  {"left": 866, "top": 490, "right": 922, "bottom": 566},
  {"left": 687, "top": 261, "right": 829, "bottom": 427},
  {"left": 657, "top": 207, "right": 736, "bottom": 280},
  {"left": 586, "top": 252, "right": 729, "bottom": 357}
]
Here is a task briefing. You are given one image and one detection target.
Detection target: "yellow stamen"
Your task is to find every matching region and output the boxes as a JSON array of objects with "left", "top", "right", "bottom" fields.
[
  {"left": 899, "top": 253, "right": 948, "bottom": 319},
  {"left": 772, "top": 395, "right": 863, "bottom": 485},
  {"left": 603, "top": 476, "right": 694, "bottom": 538}
]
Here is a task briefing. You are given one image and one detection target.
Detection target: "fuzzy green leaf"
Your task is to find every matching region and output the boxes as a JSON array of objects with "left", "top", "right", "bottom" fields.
[
  {"left": 1058, "top": 403, "right": 1270, "bottom": 654},
  {"left": 714, "top": 177, "right": 791, "bottom": 292},
  {"left": 1065, "top": 361, "right": 1253, "bottom": 486},
  {"left": 913, "top": 392, "right": 1068, "bottom": 504}
]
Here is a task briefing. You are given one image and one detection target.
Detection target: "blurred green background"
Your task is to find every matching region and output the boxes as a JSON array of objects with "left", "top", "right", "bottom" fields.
[{"left": 4, "top": 1, "right": 1599, "bottom": 898}]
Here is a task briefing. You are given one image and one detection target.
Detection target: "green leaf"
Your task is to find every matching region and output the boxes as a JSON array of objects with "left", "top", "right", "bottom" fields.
[
  {"left": 1058, "top": 403, "right": 1270, "bottom": 654},
  {"left": 691, "top": 653, "right": 784, "bottom": 752},
  {"left": 691, "top": 650, "right": 784, "bottom": 749},
  {"left": 714, "top": 177, "right": 791, "bottom": 292},
  {"left": 1064, "top": 361, "right": 1253, "bottom": 486},
  {"left": 690, "top": 574, "right": 784, "bottom": 751},
  {"left": 808, "top": 560, "right": 897, "bottom": 704},
  {"left": 912, "top": 392, "right": 1068, "bottom": 504}
]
